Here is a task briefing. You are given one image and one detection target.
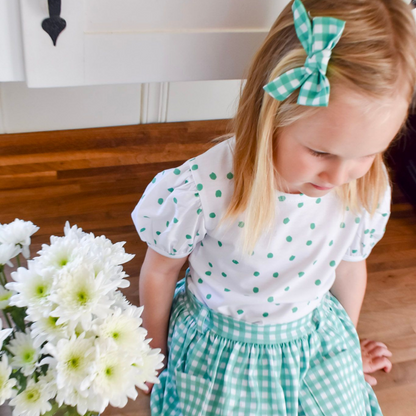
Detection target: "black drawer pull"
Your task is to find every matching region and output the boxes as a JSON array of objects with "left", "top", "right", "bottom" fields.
[{"left": 41, "top": 0, "right": 66, "bottom": 46}]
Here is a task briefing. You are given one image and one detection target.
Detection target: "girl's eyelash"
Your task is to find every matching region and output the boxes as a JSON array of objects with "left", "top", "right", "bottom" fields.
[
  {"left": 309, "top": 149, "right": 328, "bottom": 158},
  {"left": 308, "top": 149, "right": 377, "bottom": 159}
]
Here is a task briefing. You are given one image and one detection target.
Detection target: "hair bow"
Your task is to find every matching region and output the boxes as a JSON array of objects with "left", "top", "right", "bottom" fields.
[{"left": 263, "top": 0, "right": 346, "bottom": 107}]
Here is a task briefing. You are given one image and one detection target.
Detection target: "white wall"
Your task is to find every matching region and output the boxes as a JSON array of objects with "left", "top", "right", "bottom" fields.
[{"left": 0, "top": 79, "right": 243, "bottom": 134}]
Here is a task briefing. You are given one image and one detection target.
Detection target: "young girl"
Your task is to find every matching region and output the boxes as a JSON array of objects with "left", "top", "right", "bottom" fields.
[{"left": 132, "top": 0, "right": 416, "bottom": 414}]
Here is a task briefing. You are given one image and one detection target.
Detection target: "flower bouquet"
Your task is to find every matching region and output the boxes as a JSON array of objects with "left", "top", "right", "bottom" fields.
[{"left": 0, "top": 219, "right": 164, "bottom": 416}]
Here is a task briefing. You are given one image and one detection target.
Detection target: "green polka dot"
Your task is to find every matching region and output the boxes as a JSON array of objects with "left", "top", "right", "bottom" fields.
[
  {"left": 152, "top": 177, "right": 156, "bottom": 183},
  {"left": 284, "top": 286, "right": 290, "bottom": 291},
  {"left": 140, "top": 228, "right": 146, "bottom": 232},
  {"left": 173, "top": 197, "right": 178, "bottom": 204},
  {"left": 210, "top": 173, "right": 217, "bottom": 180},
  {"left": 194, "top": 193, "right": 199, "bottom": 197},
  {"left": 306, "top": 240, "right": 312, "bottom": 246},
  {"left": 222, "top": 272, "right": 227, "bottom": 277},
  {"left": 364, "top": 229, "right": 370, "bottom": 234},
  {"left": 173, "top": 249, "right": 177, "bottom": 253},
  {"left": 158, "top": 198, "right": 164, "bottom": 205},
  {"left": 310, "top": 223, "right": 315, "bottom": 230},
  {"left": 263, "top": 313, "right": 269, "bottom": 318},
  {"left": 166, "top": 221, "right": 169, "bottom": 227},
  {"left": 298, "top": 203, "right": 304, "bottom": 208},
  {"left": 232, "top": 260, "right": 239, "bottom": 264},
  {"left": 238, "top": 221, "right": 245, "bottom": 228},
  {"left": 173, "top": 169, "right": 181, "bottom": 175},
  {"left": 197, "top": 184, "right": 203, "bottom": 191},
  {"left": 237, "top": 309, "right": 244, "bottom": 315},
  {"left": 198, "top": 278, "right": 203, "bottom": 284},
  {"left": 371, "top": 229, "right": 375, "bottom": 234},
  {"left": 186, "top": 234, "right": 192, "bottom": 239},
  {"left": 355, "top": 217, "right": 361, "bottom": 224},
  {"left": 218, "top": 241, "right": 223, "bottom": 247},
  {"left": 267, "top": 253, "right": 273, "bottom": 258},
  {"left": 191, "top": 164, "right": 198, "bottom": 170},
  {"left": 227, "top": 172, "right": 234, "bottom": 179},
  {"left": 154, "top": 239, "right": 157, "bottom": 244},
  {"left": 352, "top": 250, "right": 358, "bottom": 254},
  {"left": 168, "top": 188, "right": 174, "bottom": 192},
  {"left": 329, "top": 240, "right": 333, "bottom": 246},
  {"left": 283, "top": 218, "right": 290, "bottom": 224},
  {"left": 197, "top": 209, "right": 202, "bottom": 215},
  {"left": 278, "top": 196, "right": 286, "bottom": 202},
  {"left": 215, "top": 190, "right": 222, "bottom": 197},
  {"left": 253, "top": 287, "right": 259, "bottom": 293},
  {"left": 224, "top": 288, "right": 230, "bottom": 292},
  {"left": 292, "top": 307, "right": 298, "bottom": 313},
  {"left": 315, "top": 280, "right": 321, "bottom": 286},
  {"left": 208, "top": 262, "right": 213, "bottom": 267},
  {"left": 209, "top": 213, "right": 216, "bottom": 218},
  {"left": 156, "top": 231, "right": 161, "bottom": 235},
  {"left": 340, "top": 222, "right": 346, "bottom": 228},
  {"left": 273, "top": 272, "right": 279, "bottom": 278},
  {"left": 313, "top": 260, "right": 317, "bottom": 265},
  {"left": 286, "top": 236, "right": 292, "bottom": 242},
  {"left": 289, "top": 256, "right": 295, "bottom": 261},
  {"left": 206, "top": 294, "right": 212, "bottom": 299},
  {"left": 316, "top": 198, "right": 321, "bottom": 204},
  {"left": 173, "top": 217, "right": 179, "bottom": 223},
  {"left": 254, "top": 272, "right": 260, "bottom": 277},
  {"left": 267, "top": 297, "right": 274, "bottom": 302},
  {"left": 382, "top": 213, "right": 388, "bottom": 217},
  {"left": 330, "top": 261, "right": 336, "bottom": 267},
  {"left": 298, "top": 272, "right": 304, "bottom": 277}
]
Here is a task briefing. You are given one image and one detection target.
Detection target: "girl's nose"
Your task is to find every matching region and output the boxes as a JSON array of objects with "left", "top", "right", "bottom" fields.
[{"left": 319, "top": 161, "right": 350, "bottom": 187}]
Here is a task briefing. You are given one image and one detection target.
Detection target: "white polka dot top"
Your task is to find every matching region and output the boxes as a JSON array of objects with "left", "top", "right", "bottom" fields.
[{"left": 131, "top": 137, "right": 391, "bottom": 324}]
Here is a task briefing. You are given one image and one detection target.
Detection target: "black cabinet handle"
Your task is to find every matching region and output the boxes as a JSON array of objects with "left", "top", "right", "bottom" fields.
[{"left": 41, "top": 0, "right": 66, "bottom": 46}]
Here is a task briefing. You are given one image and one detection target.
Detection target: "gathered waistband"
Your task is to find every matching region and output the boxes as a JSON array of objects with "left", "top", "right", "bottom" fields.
[{"left": 175, "top": 271, "right": 335, "bottom": 345}]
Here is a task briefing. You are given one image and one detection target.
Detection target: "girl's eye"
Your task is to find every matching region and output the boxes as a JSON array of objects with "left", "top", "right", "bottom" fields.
[{"left": 309, "top": 149, "right": 328, "bottom": 158}]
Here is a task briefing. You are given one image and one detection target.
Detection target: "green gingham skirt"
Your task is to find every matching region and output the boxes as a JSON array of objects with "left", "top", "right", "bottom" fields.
[{"left": 150, "top": 272, "right": 383, "bottom": 416}]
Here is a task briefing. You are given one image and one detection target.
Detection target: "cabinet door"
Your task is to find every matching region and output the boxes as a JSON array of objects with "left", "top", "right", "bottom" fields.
[{"left": 18, "top": 0, "right": 288, "bottom": 88}]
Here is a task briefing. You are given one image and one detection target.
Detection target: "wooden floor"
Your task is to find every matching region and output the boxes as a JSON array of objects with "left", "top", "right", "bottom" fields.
[{"left": 0, "top": 120, "right": 415, "bottom": 415}]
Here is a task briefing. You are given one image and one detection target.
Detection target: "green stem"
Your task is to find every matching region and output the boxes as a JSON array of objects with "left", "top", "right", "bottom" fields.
[
  {"left": 3, "top": 311, "right": 13, "bottom": 329},
  {"left": 16, "top": 253, "right": 21, "bottom": 268},
  {"left": 0, "top": 266, "right": 6, "bottom": 286}
]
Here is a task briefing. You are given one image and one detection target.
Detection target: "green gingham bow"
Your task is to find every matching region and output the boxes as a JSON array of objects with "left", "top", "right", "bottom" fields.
[{"left": 263, "top": 0, "right": 346, "bottom": 106}]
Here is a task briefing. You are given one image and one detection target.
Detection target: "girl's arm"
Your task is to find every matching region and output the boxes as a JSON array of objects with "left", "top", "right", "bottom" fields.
[
  {"left": 139, "top": 247, "right": 189, "bottom": 367},
  {"left": 330, "top": 259, "right": 367, "bottom": 328}
]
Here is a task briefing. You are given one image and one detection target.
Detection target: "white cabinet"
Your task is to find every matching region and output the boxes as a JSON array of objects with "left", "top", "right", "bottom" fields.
[{"left": 2, "top": 0, "right": 287, "bottom": 88}]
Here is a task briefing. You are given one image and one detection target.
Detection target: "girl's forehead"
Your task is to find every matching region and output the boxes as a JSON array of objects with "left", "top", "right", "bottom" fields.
[{"left": 284, "top": 91, "right": 409, "bottom": 158}]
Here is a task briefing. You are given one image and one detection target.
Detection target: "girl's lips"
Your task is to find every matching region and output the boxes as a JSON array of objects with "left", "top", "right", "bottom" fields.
[{"left": 310, "top": 183, "right": 334, "bottom": 190}]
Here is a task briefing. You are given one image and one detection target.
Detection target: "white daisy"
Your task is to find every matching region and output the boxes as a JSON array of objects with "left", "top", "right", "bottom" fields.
[
  {"left": 0, "top": 286, "right": 14, "bottom": 309},
  {"left": 41, "top": 333, "right": 97, "bottom": 392},
  {"left": 6, "top": 262, "right": 54, "bottom": 320},
  {"left": 49, "top": 263, "right": 114, "bottom": 331},
  {"left": 9, "top": 377, "right": 53, "bottom": 416},
  {"left": 90, "top": 343, "right": 137, "bottom": 409},
  {"left": 0, "top": 219, "right": 39, "bottom": 260},
  {"left": 36, "top": 233, "right": 80, "bottom": 272},
  {"left": 30, "top": 314, "right": 69, "bottom": 349},
  {"left": 93, "top": 306, "right": 147, "bottom": 353},
  {"left": 0, "top": 243, "right": 21, "bottom": 267},
  {"left": 55, "top": 386, "right": 102, "bottom": 415},
  {"left": 0, "top": 321, "right": 12, "bottom": 349},
  {"left": 0, "top": 354, "right": 17, "bottom": 405},
  {"left": 8, "top": 330, "right": 39, "bottom": 376},
  {"left": 133, "top": 341, "right": 165, "bottom": 391}
]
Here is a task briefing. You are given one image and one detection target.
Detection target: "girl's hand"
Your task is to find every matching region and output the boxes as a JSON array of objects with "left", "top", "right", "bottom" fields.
[{"left": 360, "top": 338, "right": 393, "bottom": 386}]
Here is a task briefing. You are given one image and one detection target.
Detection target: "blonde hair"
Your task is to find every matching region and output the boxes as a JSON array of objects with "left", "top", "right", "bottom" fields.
[{"left": 210, "top": 0, "right": 416, "bottom": 257}]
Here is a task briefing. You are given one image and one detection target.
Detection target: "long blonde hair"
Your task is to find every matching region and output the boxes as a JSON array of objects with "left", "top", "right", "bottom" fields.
[{"left": 211, "top": 0, "right": 416, "bottom": 257}]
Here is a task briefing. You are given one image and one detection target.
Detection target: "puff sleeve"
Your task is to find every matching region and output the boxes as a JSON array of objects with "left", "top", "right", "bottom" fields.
[
  {"left": 131, "top": 160, "right": 207, "bottom": 258},
  {"left": 342, "top": 180, "right": 391, "bottom": 262}
]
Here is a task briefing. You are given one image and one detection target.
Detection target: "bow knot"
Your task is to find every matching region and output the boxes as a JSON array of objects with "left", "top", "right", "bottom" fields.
[{"left": 263, "top": 0, "right": 346, "bottom": 107}]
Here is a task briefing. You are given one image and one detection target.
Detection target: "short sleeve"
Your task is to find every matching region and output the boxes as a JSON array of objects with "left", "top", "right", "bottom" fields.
[
  {"left": 342, "top": 180, "right": 392, "bottom": 262},
  {"left": 131, "top": 160, "right": 207, "bottom": 258}
]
